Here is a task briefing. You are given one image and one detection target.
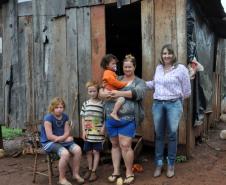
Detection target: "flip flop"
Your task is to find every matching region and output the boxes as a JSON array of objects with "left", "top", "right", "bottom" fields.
[
  {"left": 108, "top": 174, "right": 121, "bottom": 183},
  {"left": 58, "top": 179, "right": 72, "bottom": 185},
  {"left": 123, "top": 175, "right": 135, "bottom": 184}
]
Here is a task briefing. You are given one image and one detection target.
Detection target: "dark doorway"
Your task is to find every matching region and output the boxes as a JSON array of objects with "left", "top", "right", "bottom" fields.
[{"left": 105, "top": 2, "right": 142, "bottom": 77}]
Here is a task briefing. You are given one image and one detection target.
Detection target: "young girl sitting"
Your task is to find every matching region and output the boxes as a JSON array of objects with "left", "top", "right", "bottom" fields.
[
  {"left": 100, "top": 54, "right": 128, "bottom": 120},
  {"left": 40, "top": 97, "right": 84, "bottom": 185}
]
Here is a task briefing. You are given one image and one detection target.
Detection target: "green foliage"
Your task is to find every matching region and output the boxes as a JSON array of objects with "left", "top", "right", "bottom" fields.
[
  {"left": 1, "top": 126, "right": 23, "bottom": 140},
  {"left": 176, "top": 155, "right": 187, "bottom": 163}
]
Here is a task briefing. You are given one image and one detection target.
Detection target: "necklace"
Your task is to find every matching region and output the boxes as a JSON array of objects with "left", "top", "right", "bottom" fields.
[
  {"left": 164, "top": 66, "right": 172, "bottom": 73},
  {"left": 55, "top": 120, "right": 64, "bottom": 127}
]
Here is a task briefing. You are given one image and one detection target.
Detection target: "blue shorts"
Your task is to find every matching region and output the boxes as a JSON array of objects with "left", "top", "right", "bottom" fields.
[
  {"left": 106, "top": 118, "right": 136, "bottom": 138},
  {"left": 83, "top": 141, "right": 103, "bottom": 152},
  {"left": 42, "top": 141, "right": 78, "bottom": 157}
]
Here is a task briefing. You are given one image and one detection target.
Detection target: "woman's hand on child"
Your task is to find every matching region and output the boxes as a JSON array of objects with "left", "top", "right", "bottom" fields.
[{"left": 109, "top": 90, "right": 120, "bottom": 98}]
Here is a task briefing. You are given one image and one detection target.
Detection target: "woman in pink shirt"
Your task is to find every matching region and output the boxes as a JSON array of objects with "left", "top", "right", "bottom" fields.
[{"left": 146, "top": 44, "right": 191, "bottom": 178}]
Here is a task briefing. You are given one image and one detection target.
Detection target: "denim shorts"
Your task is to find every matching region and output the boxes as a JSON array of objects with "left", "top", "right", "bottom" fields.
[
  {"left": 83, "top": 141, "right": 103, "bottom": 152},
  {"left": 106, "top": 118, "right": 136, "bottom": 138},
  {"left": 42, "top": 141, "right": 78, "bottom": 157}
]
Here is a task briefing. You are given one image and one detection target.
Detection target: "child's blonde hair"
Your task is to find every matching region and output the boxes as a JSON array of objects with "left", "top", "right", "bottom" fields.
[
  {"left": 86, "top": 80, "right": 100, "bottom": 90},
  {"left": 48, "top": 97, "right": 66, "bottom": 113}
]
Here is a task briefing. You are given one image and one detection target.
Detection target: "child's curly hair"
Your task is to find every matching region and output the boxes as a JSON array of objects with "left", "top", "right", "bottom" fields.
[
  {"left": 123, "top": 54, "right": 136, "bottom": 67},
  {"left": 86, "top": 80, "right": 100, "bottom": 90},
  {"left": 100, "top": 54, "right": 119, "bottom": 69},
  {"left": 48, "top": 97, "right": 65, "bottom": 113}
]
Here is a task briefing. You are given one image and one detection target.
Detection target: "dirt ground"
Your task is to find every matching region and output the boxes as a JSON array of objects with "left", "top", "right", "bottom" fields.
[{"left": 1, "top": 122, "right": 226, "bottom": 185}]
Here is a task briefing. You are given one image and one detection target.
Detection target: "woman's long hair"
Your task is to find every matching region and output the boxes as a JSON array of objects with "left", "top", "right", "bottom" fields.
[{"left": 159, "top": 44, "right": 177, "bottom": 65}]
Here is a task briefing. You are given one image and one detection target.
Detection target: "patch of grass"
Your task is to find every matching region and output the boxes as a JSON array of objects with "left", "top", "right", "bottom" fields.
[
  {"left": 176, "top": 155, "right": 187, "bottom": 163},
  {"left": 1, "top": 126, "right": 23, "bottom": 140}
]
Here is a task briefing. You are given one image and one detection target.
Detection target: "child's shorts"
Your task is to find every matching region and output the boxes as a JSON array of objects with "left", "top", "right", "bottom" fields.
[{"left": 83, "top": 141, "right": 103, "bottom": 152}]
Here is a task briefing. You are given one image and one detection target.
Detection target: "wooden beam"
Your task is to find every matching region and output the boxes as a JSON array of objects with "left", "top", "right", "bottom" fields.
[
  {"left": 91, "top": 5, "right": 106, "bottom": 83},
  {"left": 176, "top": 0, "right": 187, "bottom": 144},
  {"left": 66, "top": 8, "right": 80, "bottom": 137},
  {"left": 141, "top": 0, "right": 155, "bottom": 141}
]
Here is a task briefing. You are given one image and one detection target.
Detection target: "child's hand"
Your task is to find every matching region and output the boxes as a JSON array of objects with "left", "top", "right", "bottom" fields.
[
  {"left": 100, "top": 127, "right": 105, "bottom": 135},
  {"left": 82, "top": 131, "right": 87, "bottom": 140}
]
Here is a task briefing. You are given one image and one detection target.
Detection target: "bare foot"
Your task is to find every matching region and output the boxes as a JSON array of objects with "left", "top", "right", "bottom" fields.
[{"left": 110, "top": 113, "right": 120, "bottom": 121}]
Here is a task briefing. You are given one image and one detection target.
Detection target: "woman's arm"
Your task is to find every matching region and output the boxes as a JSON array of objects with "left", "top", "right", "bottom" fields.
[
  {"left": 109, "top": 89, "right": 132, "bottom": 99},
  {"left": 146, "top": 80, "right": 154, "bottom": 89},
  {"left": 180, "top": 65, "right": 191, "bottom": 99},
  {"left": 131, "top": 78, "right": 146, "bottom": 101},
  {"left": 110, "top": 78, "right": 146, "bottom": 101}
]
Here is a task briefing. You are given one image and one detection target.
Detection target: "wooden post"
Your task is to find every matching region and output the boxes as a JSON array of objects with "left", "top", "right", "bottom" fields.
[{"left": 0, "top": 125, "right": 3, "bottom": 149}]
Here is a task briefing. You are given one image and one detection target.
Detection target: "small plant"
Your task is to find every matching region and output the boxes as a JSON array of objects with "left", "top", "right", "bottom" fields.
[
  {"left": 2, "top": 126, "right": 23, "bottom": 140},
  {"left": 176, "top": 155, "right": 187, "bottom": 163}
]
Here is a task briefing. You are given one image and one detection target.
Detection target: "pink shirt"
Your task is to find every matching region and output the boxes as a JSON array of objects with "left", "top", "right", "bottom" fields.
[{"left": 146, "top": 64, "right": 191, "bottom": 100}]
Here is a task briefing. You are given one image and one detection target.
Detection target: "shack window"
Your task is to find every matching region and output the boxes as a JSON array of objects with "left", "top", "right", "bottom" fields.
[{"left": 105, "top": 2, "right": 142, "bottom": 77}]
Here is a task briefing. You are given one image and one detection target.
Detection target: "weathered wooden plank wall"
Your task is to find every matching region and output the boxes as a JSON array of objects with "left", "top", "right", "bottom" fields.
[
  {"left": 77, "top": 8, "right": 92, "bottom": 132},
  {"left": 1, "top": 0, "right": 190, "bottom": 141},
  {"left": 0, "top": 6, "right": 3, "bottom": 124},
  {"left": 32, "top": 0, "right": 50, "bottom": 120},
  {"left": 18, "top": 1, "right": 32, "bottom": 17},
  {"left": 3, "top": 0, "right": 222, "bottom": 149},
  {"left": 66, "top": 0, "right": 140, "bottom": 8},
  {"left": 141, "top": 0, "right": 155, "bottom": 141},
  {"left": 32, "top": 0, "right": 68, "bottom": 121},
  {"left": 155, "top": 0, "right": 177, "bottom": 56},
  {"left": 2, "top": 0, "right": 20, "bottom": 127},
  {"left": 49, "top": 17, "right": 67, "bottom": 99},
  {"left": 66, "top": 8, "right": 80, "bottom": 136},
  {"left": 45, "top": 0, "right": 66, "bottom": 17},
  {"left": 141, "top": 0, "right": 187, "bottom": 144},
  {"left": 18, "top": 16, "right": 34, "bottom": 123}
]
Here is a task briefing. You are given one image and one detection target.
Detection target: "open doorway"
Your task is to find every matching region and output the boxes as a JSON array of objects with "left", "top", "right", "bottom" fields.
[{"left": 105, "top": 2, "right": 142, "bottom": 77}]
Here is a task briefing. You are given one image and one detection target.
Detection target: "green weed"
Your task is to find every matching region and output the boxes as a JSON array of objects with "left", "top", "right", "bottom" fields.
[
  {"left": 176, "top": 155, "right": 187, "bottom": 163},
  {"left": 1, "top": 126, "right": 23, "bottom": 140}
]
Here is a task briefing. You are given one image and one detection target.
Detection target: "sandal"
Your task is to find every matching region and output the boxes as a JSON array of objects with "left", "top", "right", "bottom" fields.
[
  {"left": 108, "top": 174, "right": 121, "bottom": 183},
  {"left": 83, "top": 170, "right": 92, "bottom": 180},
  {"left": 72, "top": 176, "right": 85, "bottom": 185},
  {"left": 123, "top": 175, "right": 135, "bottom": 184},
  {"left": 58, "top": 179, "right": 72, "bottom": 185},
  {"left": 89, "top": 171, "right": 98, "bottom": 182}
]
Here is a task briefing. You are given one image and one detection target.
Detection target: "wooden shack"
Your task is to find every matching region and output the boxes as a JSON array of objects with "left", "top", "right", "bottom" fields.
[{"left": 0, "top": 0, "right": 226, "bottom": 155}]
